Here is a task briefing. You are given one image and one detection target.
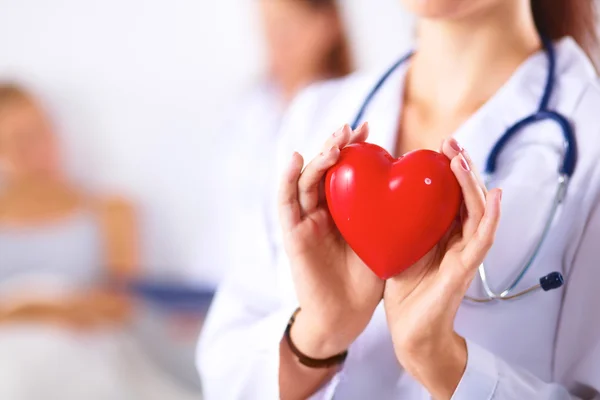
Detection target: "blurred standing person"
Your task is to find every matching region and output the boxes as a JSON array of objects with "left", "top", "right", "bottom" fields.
[{"left": 196, "top": 0, "right": 353, "bottom": 287}]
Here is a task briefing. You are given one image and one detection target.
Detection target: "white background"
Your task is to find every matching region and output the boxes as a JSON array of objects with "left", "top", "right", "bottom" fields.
[{"left": 0, "top": 0, "right": 413, "bottom": 277}]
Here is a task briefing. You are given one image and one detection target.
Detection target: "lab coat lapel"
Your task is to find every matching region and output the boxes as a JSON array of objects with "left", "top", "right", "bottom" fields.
[
  {"left": 452, "top": 37, "right": 595, "bottom": 173},
  {"left": 453, "top": 49, "right": 555, "bottom": 297},
  {"left": 456, "top": 38, "right": 594, "bottom": 296},
  {"left": 452, "top": 49, "right": 549, "bottom": 172}
]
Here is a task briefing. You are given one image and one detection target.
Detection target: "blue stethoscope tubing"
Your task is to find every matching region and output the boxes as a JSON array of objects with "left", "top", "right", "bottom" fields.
[{"left": 351, "top": 36, "right": 576, "bottom": 303}]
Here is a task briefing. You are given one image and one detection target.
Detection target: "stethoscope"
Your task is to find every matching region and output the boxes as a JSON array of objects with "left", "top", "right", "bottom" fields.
[{"left": 351, "top": 36, "right": 577, "bottom": 303}]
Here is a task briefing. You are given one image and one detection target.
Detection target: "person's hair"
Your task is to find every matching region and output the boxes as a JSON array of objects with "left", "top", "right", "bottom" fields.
[
  {"left": 0, "top": 83, "right": 31, "bottom": 114},
  {"left": 303, "top": 0, "right": 353, "bottom": 78},
  {"left": 531, "top": 0, "right": 599, "bottom": 66}
]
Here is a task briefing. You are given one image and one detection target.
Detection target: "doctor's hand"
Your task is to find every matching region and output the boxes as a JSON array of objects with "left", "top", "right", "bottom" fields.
[
  {"left": 278, "top": 123, "right": 384, "bottom": 360},
  {"left": 383, "top": 139, "right": 502, "bottom": 400}
]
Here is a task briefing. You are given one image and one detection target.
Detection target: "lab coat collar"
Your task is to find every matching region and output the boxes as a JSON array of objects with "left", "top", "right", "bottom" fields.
[
  {"left": 361, "top": 37, "right": 595, "bottom": 172},
  {"left": 452, "top": 37, "right": 596, "bottom": 172}
]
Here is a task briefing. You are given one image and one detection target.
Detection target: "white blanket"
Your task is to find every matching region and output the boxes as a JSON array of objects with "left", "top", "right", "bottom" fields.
[{"left": 0, "top": 324, "right": 201, "bottom": 400}]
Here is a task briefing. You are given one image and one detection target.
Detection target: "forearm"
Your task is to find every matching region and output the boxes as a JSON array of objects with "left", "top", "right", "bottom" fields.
[
  {"left": 0, "top": 300, "right": 75, "bottom": 324},
  {"left": 0, "top": 291, "right": 131, "bottom": 326},
  {"left": 398, "top": 333, "right": 467, "bottom": 400},
  {"left": 279, "top": 310, "right": 349, "bottom": 400},
  {"left": 84, "top": 289, "right": 132, "bottom": 324},
  {"left": 402, "top": 335, "right": 594, "bottom": 400},
  {"left": 279, "top": 339, "right": 338, "bottom": 400}
]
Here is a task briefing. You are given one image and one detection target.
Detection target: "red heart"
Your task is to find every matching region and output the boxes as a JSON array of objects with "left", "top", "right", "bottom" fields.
[{"left": 325, "top": 143, "right": 461, "bottom": 279}]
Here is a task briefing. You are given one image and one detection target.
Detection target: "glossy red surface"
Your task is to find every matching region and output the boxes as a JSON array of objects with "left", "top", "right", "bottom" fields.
[{"left": 325, "top": 143, "right": 461, "bottom": 279}]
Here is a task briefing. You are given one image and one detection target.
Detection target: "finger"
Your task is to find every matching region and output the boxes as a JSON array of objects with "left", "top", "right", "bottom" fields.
[
  {"left": 442, "top": 138, "right": 487, "bottom": 195},
  {"left": 463, "top": 149, "right": 488, "bottom": 195},
  {"left": 348, "top": 122, "right": 370, "bottom": 145},
  {"left": 441, "top": 137, "right": 463, "bottom": 159},
  {"left": 298, "top": 145, "right": 341, "bottom": 214},
  {"left": 320, "top": 124, "right": 352, "bottom": 154},
  {"left": 278, "top": 152, "right": 304, "bottom": 232},
  {"left": 450, "top": 153, "right": 486, "bottom": 240},
  {"left": 461, "top": 189, "right": 502, "bottom": 270}
]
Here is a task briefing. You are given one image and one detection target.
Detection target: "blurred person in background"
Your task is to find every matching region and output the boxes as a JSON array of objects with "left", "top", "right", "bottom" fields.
[
  {"left": 196, "top": 0, "right": 353, "bottom": 288},
  {"left": 0, "top": 84, "right": 136, "bottom": 330},
  {"left": 0, "top": 84, "right": 197, "bottom": 400}
]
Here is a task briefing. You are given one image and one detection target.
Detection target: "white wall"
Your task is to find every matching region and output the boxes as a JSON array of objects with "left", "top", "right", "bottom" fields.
[{"left": 0, "top": 0, "right": 413, "bottom": 277}]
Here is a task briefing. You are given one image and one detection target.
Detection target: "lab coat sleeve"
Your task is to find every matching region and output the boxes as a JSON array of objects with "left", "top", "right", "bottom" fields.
[
  {"left": 452, "top": 200, "right": 600, "bottom": 400},
  {"left": 196, "top": 260, "right": 342, "bottom": 400},
  {"left": 196, "top": 84, "right": 345, "bottom": 400}
]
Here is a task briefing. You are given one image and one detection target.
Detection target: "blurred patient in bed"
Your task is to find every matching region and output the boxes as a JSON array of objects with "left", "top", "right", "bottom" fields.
[
  {"left": 0, "top": 83, "right": 136, "bottom": 331},
  {"left": 0, "top": 84, "right": 195, "bottom": 400}
]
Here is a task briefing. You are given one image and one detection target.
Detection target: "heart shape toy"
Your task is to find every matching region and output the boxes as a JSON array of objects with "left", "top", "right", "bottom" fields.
[{"left": 325, "top": 142, "right": 461, "bottom": 279}]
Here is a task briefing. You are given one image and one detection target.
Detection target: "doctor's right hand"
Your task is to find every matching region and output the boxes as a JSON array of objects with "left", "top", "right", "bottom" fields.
[{"left": 278, "top": 123, "right": 384, "bottom": 360}]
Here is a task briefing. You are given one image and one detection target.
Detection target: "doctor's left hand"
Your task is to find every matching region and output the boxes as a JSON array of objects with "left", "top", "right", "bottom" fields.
[{"left": 383, "top": 139, "right": 502, "bottom": 400}]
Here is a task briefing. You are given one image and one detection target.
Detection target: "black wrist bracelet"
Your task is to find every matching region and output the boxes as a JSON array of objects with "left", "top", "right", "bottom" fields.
[{"left": 284, "top": 308, "right": 348, "bottom": 369}]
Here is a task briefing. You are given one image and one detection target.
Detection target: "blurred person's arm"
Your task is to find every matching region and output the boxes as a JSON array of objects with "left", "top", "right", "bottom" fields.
[
  {"left": 0, "top": 197, "right": 142, "bottom": 327},
  {"left": 95, "top": 196, "right": 140, "bottom": 322},
  {"left": 98, "top": 196, "right": 139, "bottom": 280},
  {"left": 0, "top": 289, "right": 129, "bottom": 328}
]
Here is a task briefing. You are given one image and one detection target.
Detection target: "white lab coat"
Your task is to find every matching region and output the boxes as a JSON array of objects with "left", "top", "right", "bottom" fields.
[
  {"left": 197, "top": 37, "right": 600, "bottom": 399},
  {"left": 192, "top": 82, "right": 284, "bottom": 288}
]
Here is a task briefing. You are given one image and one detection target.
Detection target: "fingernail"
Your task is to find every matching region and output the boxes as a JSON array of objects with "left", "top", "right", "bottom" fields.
[
  {"left": 460, "top": 155, "right": 470, "bottom": 171},
  {"left": 498, "top": 189, "right": 503, "bottom": 202},
  {"left": 333, "top": 129, "right": 341, "bottom": 137},
  {"left": 449, "top": 138, "right": 463, "bottom": 153}
]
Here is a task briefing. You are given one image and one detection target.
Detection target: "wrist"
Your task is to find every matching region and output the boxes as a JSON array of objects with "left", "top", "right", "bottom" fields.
[
  {"left": 400, "top": 332, "right": 467, "bottom": 400},
  {"left": 290, "top": 309, "right": 353, "bottom": 359}
]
